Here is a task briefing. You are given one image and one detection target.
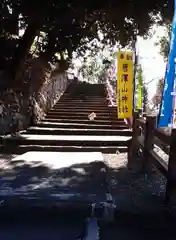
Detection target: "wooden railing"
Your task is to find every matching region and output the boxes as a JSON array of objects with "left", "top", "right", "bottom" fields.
[{"left": 129, "top": 112, "right": 176, "bottom": 207}]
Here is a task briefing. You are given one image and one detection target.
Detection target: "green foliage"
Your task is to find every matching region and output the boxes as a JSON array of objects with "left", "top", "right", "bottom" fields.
[
  {"left": 155, "top": 23, "right": 171, "bottom": 61},
  {"left": 0, "top": 0, "right": 173, "bottom": 90},
  {"left": 0, "top": 1, "right": 20, "bottom": 70},
  {"left": 78, "top": 49, "right": 112, "bottom": 83}
]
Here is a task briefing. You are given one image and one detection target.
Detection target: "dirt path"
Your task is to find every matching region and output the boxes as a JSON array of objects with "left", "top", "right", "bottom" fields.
[{"left": 104, "top": 153, "right": 167, "bottom": 214}]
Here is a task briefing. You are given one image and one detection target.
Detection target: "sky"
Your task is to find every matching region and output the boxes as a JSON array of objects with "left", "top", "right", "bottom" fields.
[
  {"left": 72, "top": 25, "right": 168, "bottom": 100},
  {"left": 137, "top": 26, "right": 167, "bottom": 99}
]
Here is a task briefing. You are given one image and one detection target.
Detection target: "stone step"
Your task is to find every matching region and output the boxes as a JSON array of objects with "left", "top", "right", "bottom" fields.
[
  {"left": 50, "top": 108, "right": 115, "bottom": 113},
  {"left": 0, "top": 152, "right": 109, "bottom": 211},
  {"left": 36, "top": 121, "right": 129, "bottom": 130},
  {"left": 53, "top": 106, "right": 117, "bottom": 111},
  {"left": 53, "top": 105, "right": 110, "bottom": 110},
  {"left": 26, "top": 127, "right": 132, "bottom": 136},
  {"left": 3, "top": 145, "right": 128, "bottom": 154},
  {"left": 47, "top": 110, "right": 119, "bottom": 117},
  {"left": 3, "top": 134, "right": 131, "bottom": 147},
  {"left": 45, "top": 114, "right": 120, "bottom": 121},
  {"left": 54, "top": 105, "right": 116, "bottom": 109},
  {"left": 58, "top": 101, "right": 107, "bottom": 105},
  {"left": 45, "top": 114, "right": 112, "bottom": 120},
  {"left": 61, "top": 97, "right": 106, "bottom": 101},
  {"left": 59, "top": 97, "right": 106, "bottom": 101},
  {"left": 48, "top": 109, "right": 112, "bottom": 115},
  {"left": 65, "top": 92, "right": 105, "bottom": 96},
  {"left": 55, "top": 99, "right": 106, "bottom": 102},
  {"left": 54, "top": 103, "right": 108, "bottom": 107},
  {"left": 42, "top": 118, "right": 127, "bottom": 125},
  {"left": 65, "top": 93, "right": 105, "bottom": 97}
]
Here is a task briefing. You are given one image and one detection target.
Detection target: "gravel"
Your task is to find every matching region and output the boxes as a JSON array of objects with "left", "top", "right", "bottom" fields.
[
  {"left": 0, "top": 152, "right": 169, "bottom": 215},
  {"left": 104, "top": 153, "right": 167, "bottom": 214}
]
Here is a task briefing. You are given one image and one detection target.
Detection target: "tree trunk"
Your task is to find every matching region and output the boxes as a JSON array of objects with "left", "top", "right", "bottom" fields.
[
  {"left": 39, "top": 33, "right": 56, "bottom": 62},
  {"left": 1, "top": 21, "right": 39, "bottom": 91},
  {"left": 10, "top": 8, "right": 19, "bottom": 35},
  {"left": 11, "top": 21, "right": 38, "bottom": 78}
]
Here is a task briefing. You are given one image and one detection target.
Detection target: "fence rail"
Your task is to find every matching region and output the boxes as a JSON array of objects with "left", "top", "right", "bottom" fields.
[{"left": 129, "top": 112, "right": 176, "bottom": 207}]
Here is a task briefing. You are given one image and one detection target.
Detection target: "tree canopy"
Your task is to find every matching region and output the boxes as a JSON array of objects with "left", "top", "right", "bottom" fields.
[
  {"left": 0, "top": 0, "right": 173, "bottom": 90},
  {"left": 155, "top": 22, "right": 171, "bottom": 61}
]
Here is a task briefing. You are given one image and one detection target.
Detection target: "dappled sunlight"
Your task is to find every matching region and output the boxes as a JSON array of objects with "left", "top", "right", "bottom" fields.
[
  {"left": 0, "top": 152, "right": 170, "bottom": 216},
  {"left": 6, "top": 134, "right": 132, "bottom": 141},
  {"left": 0, "top": 152, "right": 107, "bottom": 201}
]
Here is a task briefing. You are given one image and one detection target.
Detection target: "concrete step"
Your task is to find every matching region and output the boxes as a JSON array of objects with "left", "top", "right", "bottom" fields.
[
  {"left": 59, "top": 98, "right": 106, "bottom": 102},
  {"left": 0, "top": 152, "right": 109, "bottom": 210},
  {"left": 65, "top": 93, "right": 105, "bottom": 97},
  {"left": 48, "top": 110, "right": 112, "bottom": 115},
  {"left": 61, "top": 97, "right": 106, "bottom": 101},
  {"left": 54, "top": 102, "right": 117, "bottom": 107},
  {"left": 53, "top": 105, "right": 116, "bottom": 109},
  {"left": 45, "top": 114, "right": 120, "bottom": 121},
  {"left": 47, "top": 110, "right": 119, "bottom": 117},
  {"left": 70, "top": 93, "right": 106, "bottom": 97},
  {"left": 45, "top": 114, "right": 112, "bottom": 120},
  {"left": 50, "top": 108, "right": 114, "bottom": 113},
  {"left": 2, "top": 145, "right": 128, "bottom": 154},
  {"left": 36, "top": 121, "right": 129, "bottom": 130},
  {"left": 26, "top": 127, "right": 132, "bottom": 136},
  {"left": 54, "top": 103, "right": 108, "bottom": 107},
  {"left": 53, "top": 106, "right": 110, "bottom": 110},
  {"left": 53, "top": 106, "right": 117, "bottom": 111},
  {"left": 58, "top": 101, "right": 107, "bottom": 105},
  {"left": 42, "top": 118, "right": 127, "bottom": 125},
  {"left": 55, "top": 99, "right": 106, "bottom": 102},
  {"left": 3, "top": 134, "right": 131, "bottom": 147}
]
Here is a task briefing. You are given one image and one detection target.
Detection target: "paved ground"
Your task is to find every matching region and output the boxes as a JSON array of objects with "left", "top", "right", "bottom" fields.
[
  {"left": 0, "top": 216, "right": 176, "bottom": 240},
  {"left": 0, "top": 152, "right": 175, "bottom": 239},
  {"left": 0, "top": 152, "right": 108, "bottom": 203},
  {"left": 0, "top": 222, "right": 85, "bottom": 240},
  {"left": 5, "top": 134, "right": 131, "bottom": 141}
]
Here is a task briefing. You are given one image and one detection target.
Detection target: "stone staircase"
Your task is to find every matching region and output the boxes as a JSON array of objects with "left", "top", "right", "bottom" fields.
[
  {"left": 0, "top": 82, "right": 135, "bottom": 239},
  {"left": 1, "top": 82, "right": 132, "bottom": 154},
  {"left": 0, "top": 83, "right": 172, "bottom": 239}
]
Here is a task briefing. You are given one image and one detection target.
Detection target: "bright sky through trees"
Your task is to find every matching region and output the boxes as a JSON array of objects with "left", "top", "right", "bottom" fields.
[{"left": 138, "top": 26, "right": 166, "bottom": 99}]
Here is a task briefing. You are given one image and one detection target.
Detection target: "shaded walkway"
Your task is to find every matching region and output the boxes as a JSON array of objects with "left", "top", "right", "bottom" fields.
[
  {"left": 0, "top": 153, "right": 175, "bottom": 239},
  {"left": 0, "top": 82, "right": 172, "bottom": 239}
]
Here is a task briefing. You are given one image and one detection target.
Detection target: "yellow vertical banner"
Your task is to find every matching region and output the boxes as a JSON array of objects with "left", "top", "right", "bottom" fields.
[{"left": 117, "top": 51, "right": 134, "bottom": 119}]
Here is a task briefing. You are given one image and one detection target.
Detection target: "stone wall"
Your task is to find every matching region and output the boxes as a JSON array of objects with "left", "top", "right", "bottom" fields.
[
  {"left": 34, "top": 72, "right": 70, "bottom": 122},
  {"left": 0, "top": 71, "right": 70, "bottom": 135}
]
